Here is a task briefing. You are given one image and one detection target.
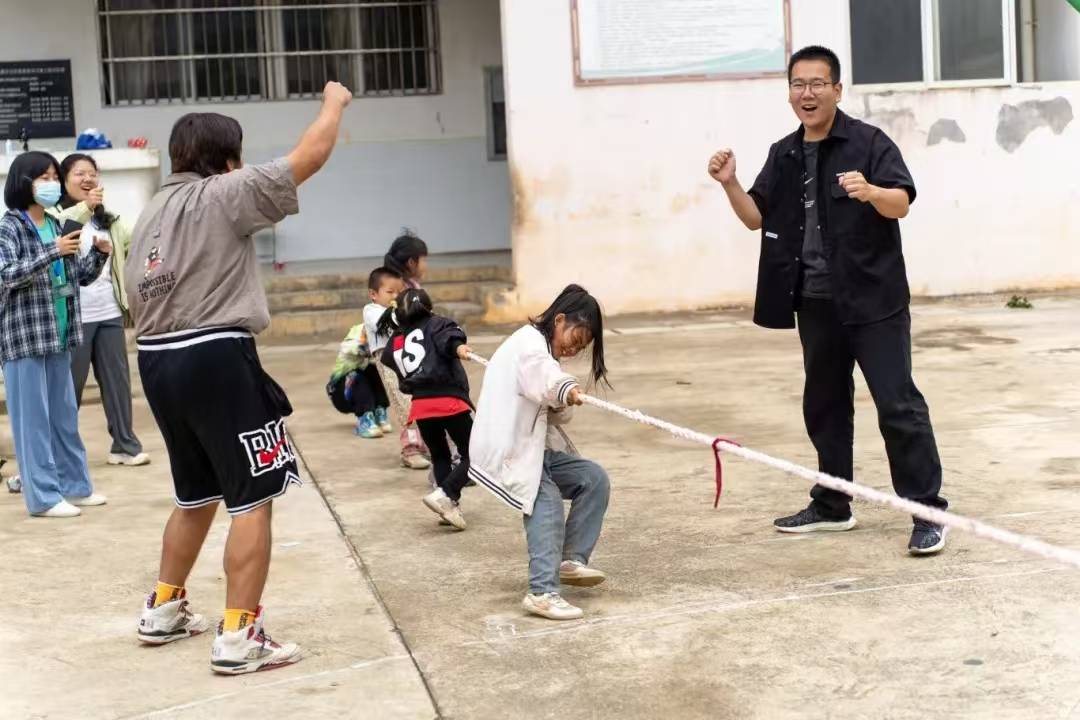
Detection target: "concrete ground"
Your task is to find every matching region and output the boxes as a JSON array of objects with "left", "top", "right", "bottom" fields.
[{"left": 2, "top": 293, "right": 1079, "bottom": 719}]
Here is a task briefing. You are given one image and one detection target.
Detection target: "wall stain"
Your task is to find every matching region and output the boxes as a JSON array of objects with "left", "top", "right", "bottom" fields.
[
  {"left": 996, "top": 97, "right": 1073, "bottom": 153},
  {"left": 927, "top": 119, "right": 966, "bottom": 146},
  {"left": 509, "top": 164, "right": 529, "bottom": 229}
]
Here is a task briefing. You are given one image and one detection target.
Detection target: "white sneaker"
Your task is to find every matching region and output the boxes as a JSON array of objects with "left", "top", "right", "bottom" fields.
[
  {"left": 31, "top": 500, "right": 81, "bottom": 518},
  {"left": 522, "top": 592, "right": 583, "bottom": 621},
  {"left": 138, "top": 591, "right": 209, "bottom": 645},
  {"left": 108, "top": 452, "right": 151, "bottom": 466},
  {"left": 559, "top": 560, "right": 607, "bottom": 587},
  {"left": 422, "top": 488, "right": 467, "bottom": 530},
  {"left": 401, "top": 452, "right": 431, "bottom": 470},
  {"left": 210, "top": 607, "right": 301, "bottom": 675},
  {"left": 66, "top": 493, "right": 107, "bottom": 507}
]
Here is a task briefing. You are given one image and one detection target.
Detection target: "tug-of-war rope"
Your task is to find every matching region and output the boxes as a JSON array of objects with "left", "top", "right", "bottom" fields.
[{"left": 466, "top": 352, "right": 1080, "bottom": 571}]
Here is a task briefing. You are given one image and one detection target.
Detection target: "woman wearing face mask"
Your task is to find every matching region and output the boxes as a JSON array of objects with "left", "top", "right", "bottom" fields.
[
  {"left": 52, "top": 153, "right": 149, "bottom": 467},
  {"left": 0, "top": 151, "right": 113, "bottom": 517}
]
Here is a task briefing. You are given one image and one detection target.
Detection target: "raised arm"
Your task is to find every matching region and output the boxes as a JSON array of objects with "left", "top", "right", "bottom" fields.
[
  {"left": 286, "top": 81, "right": 353, "bottom": 186},
  {"left": 708, "top": 148, "right": 764, "bottom": 231}
]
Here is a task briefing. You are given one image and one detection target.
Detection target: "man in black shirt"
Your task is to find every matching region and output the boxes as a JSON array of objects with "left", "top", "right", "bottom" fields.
[{"left": 708, "top": 46, "right": 948, "bottom": 555}]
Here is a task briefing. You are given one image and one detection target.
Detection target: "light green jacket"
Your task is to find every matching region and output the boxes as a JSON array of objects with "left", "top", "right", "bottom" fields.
[{"left": 46, "top": 202, "right": 133, "bottom": 315}]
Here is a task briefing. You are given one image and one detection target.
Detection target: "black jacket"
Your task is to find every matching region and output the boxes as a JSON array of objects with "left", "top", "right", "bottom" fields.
[
  {"left": 380, "top": 315, "right": 472, "bottom": 406},
  {"left": 747, "top": 109, "right": 916, "bottom": 329}
]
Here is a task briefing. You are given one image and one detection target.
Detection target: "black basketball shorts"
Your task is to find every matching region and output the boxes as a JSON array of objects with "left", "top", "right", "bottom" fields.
[{"left": 137, "top": 327, "right": 301, "bottom": 515}]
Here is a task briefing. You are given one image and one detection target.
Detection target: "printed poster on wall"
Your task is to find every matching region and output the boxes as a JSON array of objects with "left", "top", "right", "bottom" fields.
[{"left": 573, "top": 0, "right": 790, "bottom": 84}]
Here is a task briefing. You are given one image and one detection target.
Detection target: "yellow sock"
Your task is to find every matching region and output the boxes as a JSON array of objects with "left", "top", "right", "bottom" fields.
[
  {"left": 223, "top": 608, "right": 258, "bottom": 632},
  {"left": 153, "top": 581, "right": 184, "bottom": 607}
]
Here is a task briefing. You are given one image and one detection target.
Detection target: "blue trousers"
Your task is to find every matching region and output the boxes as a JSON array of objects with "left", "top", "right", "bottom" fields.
[
  {"left": 3, "top": 352, "right": 93, "bottom": 514},
  {"left": 523, "top": 451, "right": 611, "bottom": 594}
]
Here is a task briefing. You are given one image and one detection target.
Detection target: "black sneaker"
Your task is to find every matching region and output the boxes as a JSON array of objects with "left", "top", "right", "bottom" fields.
[
  {"left": 908, "top": 520, "right": 947, "bottom": 555},
  {"left": 774, "top": 505, "right": 857, "bottom": 533}
]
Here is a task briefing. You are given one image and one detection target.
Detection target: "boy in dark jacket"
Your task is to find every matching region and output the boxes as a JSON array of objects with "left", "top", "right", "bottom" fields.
[{"left": 377, "top": 288, "right": 473, "bottom": 529}]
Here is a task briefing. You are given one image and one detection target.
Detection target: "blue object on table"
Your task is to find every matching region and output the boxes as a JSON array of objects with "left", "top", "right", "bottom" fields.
[{"left": 75, "top": 128, "right": 113, "bottom": 150}]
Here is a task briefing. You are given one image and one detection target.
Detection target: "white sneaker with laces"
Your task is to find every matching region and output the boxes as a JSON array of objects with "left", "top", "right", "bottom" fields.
[
  {"left": 138, "top": 591, "right": 209, "bottom": 645},
  {"left": 32, "top": 500, "right": 81, "bottom": 518},
  {"left": 210, "top": 606, "right": 301, "bottom": 675},
  {"left": 559, "top": 560, "right": 607, "bottom": 587},
  {"left": 66, "top": 493, "right": 107, "bottom": 507},
  {"left": 522, "top": 592, "right": 584, "bottom": 621},
  {"left": 422, "top": 488, "right": 467, "bottom": 530},
  {"left": 108, "top": 452, "right": 151, "bottom": 466}
]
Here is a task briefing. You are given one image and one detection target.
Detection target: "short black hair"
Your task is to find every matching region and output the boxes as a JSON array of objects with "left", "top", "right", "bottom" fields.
[
  {"left": 531, "top": 284, "right": 610, "bottom": 389},
  {"left": 788, "top": 45, "right": 841, "bottom": 84},
  {"left": 383, "top": 229, "right": 429, "bottom": 280},
  {"left": 4, "top": 151, "right": 62, "bottom": 210},
  {"left": 169, "top": 112, "right": 243, "bottom": 177},
  {"left": 368, "top": 266, "right": 402, "bottom": 291}
]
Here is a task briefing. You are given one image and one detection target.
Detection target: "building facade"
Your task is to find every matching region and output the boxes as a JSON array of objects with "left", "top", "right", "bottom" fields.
[{"left": 2, "top": 1, "right": 1078, "bottom": 320}]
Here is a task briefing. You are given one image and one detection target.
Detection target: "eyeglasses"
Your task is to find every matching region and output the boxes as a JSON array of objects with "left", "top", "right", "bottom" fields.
[{"left": 789, "top": 80, "right": 834, "bottom": 96}]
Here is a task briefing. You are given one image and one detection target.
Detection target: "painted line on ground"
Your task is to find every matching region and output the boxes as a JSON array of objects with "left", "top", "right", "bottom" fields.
[{"left": 460, "top": 566, "right": 1067, "bottom": 648}]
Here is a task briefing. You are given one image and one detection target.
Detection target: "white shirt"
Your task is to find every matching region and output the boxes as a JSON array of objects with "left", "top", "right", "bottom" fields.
[
  {"left": 79, "top": 223, "right": 123, "bottom": 324},
  {"left": 363, "top": 302, "right": 391, "bottom": 352}
]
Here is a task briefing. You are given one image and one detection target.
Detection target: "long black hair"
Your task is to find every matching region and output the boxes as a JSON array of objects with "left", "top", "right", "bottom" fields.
[
  {"left": 3, "top": 151, "right": 61, "bottom": 210},
  {"left": 58, "top": 153, "right": 118, "bottom": 229},
  {"left": 383, "top": 229, "right": 428, "bottom": 282},
  {"left": 531, "top": 284, "right": 609, "bottom": 388},
  {"left": 376, "top": 287, "right": 433, "bottom": 339}
]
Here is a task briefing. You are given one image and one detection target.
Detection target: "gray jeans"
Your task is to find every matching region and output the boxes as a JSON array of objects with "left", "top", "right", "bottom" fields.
[
  {"left": 71, "top": 316, "right": 143, "bottom": 456},
  {"left": 523, "top": 450, "right": 611, "bottom": 594}
]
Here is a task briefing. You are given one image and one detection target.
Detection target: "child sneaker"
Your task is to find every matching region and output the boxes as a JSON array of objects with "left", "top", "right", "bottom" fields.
[
  {"left": 422, "top": 488, "right": 467, "bottom": 530},
  {"left": 354, "top": 412, "right": 383, "bottom": 439},
  {"left": 138, "top": 591, "right": 209, "bottom": 645},
  {"left": 522, "top": 592, "right": 584, "bottom": 621},
  {"left": 374, "top": 406, "right": 393, "bottom": 434},
  {"left": 559, "top": 560, "right": 606, "bottom": 587},
  {"left": 210, "top": 607, "right": 301, "bottom": 675}
]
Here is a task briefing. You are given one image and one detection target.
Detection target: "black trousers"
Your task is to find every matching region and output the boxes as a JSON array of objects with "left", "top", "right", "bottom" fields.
[
  {"left": 797, "top": 298, "right": 947, "bottom": 520},
  {"left": 416, "top": 411, "right": 473, "bottom": 502},
  {"left": 327, "top": 365, "right": 389, "bottom": 417}
]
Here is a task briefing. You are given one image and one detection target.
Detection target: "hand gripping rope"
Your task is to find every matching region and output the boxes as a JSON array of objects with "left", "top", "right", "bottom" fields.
[{"left": 465, "top": 352, "right": 1080, "bottom": 571}]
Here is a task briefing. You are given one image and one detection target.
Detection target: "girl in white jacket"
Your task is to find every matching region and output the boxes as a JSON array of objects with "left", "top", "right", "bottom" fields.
[{"left": 468, "top": 285, "right": 611, "bottom": 621}]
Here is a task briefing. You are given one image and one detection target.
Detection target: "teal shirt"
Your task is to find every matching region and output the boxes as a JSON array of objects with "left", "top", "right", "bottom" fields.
[{"left": 33, "top": 218, "right": 70, "bottom": 347}]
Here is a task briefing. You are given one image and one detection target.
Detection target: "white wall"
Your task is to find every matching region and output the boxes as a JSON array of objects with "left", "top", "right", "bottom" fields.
[
  {"left": 0, "top": 0, "right": 511, "bottom": 260},
  {"left": 1034, "top": 0, "right": 1080, "bottom": 82},
  {"left": 495, "top": 0, "right": 1080, "bottom": 319}
]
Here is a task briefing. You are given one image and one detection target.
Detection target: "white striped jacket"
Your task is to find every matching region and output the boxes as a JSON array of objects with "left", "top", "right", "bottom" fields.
[{"left": 468, "top": 325, "right": 579, "bottom": 516}]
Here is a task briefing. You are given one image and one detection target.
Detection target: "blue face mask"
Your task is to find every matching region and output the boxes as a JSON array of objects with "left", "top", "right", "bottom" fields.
[{"left": 33, "top": 180, "right": 62, "bottom": 207}]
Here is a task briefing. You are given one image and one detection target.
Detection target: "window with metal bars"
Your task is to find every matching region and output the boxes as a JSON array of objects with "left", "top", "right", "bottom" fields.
[{"left": 97, "top": 0, "right": 441, "bottom": 106}]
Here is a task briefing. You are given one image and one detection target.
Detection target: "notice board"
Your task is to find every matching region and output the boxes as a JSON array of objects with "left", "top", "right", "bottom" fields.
[
  {"left": 572, "top": 0, "right": 790, "bottom": 85},
  {"left": 0, "top": 60, "right": 76, "bottom": 140}
]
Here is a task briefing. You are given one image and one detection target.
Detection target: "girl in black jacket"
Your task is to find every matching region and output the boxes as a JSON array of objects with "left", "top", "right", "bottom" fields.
[{"left": 378, "top": 288, "right": 474, "bottom": 530}]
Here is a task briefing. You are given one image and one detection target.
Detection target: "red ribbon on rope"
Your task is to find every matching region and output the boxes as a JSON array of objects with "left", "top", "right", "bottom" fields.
[{"left": 712, "top": 437, "right": 741, "bottom": 508}]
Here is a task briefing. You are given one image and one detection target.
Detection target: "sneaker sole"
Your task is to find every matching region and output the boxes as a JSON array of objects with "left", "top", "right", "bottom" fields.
[
  {"left": 422, "top": 496, "right": 467, "bottom": 530},
  {"left": 774, "top": 517, "right": 857, "bottom": 534},
  {"left": 138, "top": 626, "right": 207, "bottom": 646},
  {"left": 210, "top": 652, "right": 302, "bottom": 676},
  {"left": 401, "top": 458, "right": 432, "bottom": 470},
  {"left": 560, "top": 573, "right": 606, "bottom": 588}
]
